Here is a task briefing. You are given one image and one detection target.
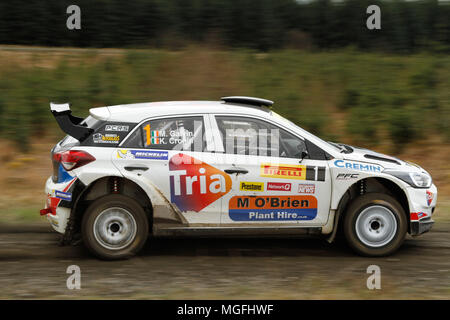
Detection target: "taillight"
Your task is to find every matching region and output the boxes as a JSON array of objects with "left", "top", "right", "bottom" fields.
[{"left": 53, "top": 150, "right": 96, "bottom": 171}]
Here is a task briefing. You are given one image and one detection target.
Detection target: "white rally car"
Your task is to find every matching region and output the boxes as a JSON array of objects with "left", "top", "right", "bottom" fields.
[{"left": 41, "top": 97, "right": 437, "bottom": 259}]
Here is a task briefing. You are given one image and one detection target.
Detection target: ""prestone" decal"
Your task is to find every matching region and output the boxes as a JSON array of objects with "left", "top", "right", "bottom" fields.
[{"left": 240, "top": 182, "right": 264, "bottom": 192}]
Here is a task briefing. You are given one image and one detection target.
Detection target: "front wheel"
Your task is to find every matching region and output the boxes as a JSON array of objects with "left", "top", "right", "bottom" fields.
[
  {"left": 82, "top": 194, "right": 149, "bottom": 260},
  {"left": 343, "top": 193, "right": 407, "bottom": 257}
]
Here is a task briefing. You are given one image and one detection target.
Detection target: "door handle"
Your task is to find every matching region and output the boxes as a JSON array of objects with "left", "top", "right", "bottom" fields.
[
  {"left": 224, "top": 167, "right": 249, "bottom": 175},
  {"left": 124, "top": 166, "right": 149, "bottom": 171}
]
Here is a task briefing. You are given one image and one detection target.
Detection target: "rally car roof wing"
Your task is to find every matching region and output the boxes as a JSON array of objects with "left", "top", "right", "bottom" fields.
[
  {"left": 50, "top": 102, "right": 93, "bottom": 141},
  {"left": 221, "top": 96, "right": 274, "bottom": 107}
]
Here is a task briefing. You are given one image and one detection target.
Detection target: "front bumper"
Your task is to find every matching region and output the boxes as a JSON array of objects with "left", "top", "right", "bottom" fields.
[
  {"left": 405, "top": 184, "right": 437, "bottom": 236},
  {"left": 411, "top": 217, "right": 434, "bottom": 236}
]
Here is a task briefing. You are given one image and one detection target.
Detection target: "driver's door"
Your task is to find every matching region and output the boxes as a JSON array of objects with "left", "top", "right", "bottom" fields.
[{"left": 210, "top": 115, "right": 332, "bottom": 226}]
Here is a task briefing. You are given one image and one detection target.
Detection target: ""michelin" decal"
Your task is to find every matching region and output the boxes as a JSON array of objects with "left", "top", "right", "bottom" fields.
[
  {"left": 117, "top": 149, "right": 168, "bottom": 160},
  {"left": 55, "top": 190, "right": 72, "bottom": 201}
]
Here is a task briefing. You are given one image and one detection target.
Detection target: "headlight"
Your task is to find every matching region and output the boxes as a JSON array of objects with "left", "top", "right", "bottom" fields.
[{"left": 384, "top": 170, "right": 432, "bottom": 188}]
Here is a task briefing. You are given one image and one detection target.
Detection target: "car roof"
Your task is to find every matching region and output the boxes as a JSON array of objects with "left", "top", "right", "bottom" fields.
[
  {"left": 89, "top": 100, "right": 272, "bottom": 123},
  {"left": 88, "top": 99, "right": 341, "bottom": 157}
]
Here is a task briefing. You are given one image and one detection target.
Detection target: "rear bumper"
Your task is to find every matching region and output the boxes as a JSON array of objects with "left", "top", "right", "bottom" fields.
[{"left": 42, "top": 176, "right": 77, "bottom": 234}]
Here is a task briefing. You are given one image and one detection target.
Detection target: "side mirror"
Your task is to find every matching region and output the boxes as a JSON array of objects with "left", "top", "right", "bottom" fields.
[{"left": 299, "top": 151, "right": 309, "bottom": 163}]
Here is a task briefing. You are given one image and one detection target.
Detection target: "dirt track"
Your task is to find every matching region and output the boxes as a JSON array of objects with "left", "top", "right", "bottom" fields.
[{"left": 0, "top": 222, "right": 449, "bottom": 299}]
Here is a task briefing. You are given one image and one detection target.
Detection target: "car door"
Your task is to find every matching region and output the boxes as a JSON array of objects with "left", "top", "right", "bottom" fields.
[
  {"left": 210, "top": 114, "right": 332, "bottom": 226},
  {"left": 112, "top": 114, "right": 227, "bottom": 226}
]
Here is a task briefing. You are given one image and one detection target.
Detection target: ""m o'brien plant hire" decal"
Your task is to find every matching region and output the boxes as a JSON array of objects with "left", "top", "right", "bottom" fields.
[
  {"left": 229, "top": 195, "right": 318, "bottom": 221},
  {"left": 260, "top": 163, "right": 325, "bottom": 181}
]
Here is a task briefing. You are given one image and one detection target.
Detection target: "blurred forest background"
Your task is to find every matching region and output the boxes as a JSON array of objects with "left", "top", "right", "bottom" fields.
[
  {"left": 1, "top": 0, "right": 449, "bottom": 51},
  {"left": 0, "top": 0, "right": 449, "bottom": 220},
  {"left": 0, "top": 0, "right": 448, "bottom": 150}
]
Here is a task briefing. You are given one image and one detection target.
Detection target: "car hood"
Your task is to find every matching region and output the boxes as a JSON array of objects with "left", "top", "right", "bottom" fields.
[{"left": 340, "top": 145, "right": 425, "bottom": 173}]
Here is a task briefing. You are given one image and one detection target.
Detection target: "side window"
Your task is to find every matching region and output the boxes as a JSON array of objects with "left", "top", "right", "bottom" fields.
[
  {"left": 215, "top": 116, "right": 306, "bottom": 158},
  {"left": 123, "top": 127, "right": 143, "bottom": 148},
  {"left": 123, "top": 116, "right": 205, "bottom": 151},
  {"left": 279, "top": 128, "right": 308, "bottom": 158},
  {"left": 81, "top": 122, "right": 136, "bottom": 147}
]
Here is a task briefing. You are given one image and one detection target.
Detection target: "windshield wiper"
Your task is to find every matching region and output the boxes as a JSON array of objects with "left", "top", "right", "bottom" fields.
[
  {"left": 328, "top": 141, "right": 346, "bottom": 153},
  {"left": 328, "top": 141, "right": 353, "bottom": 154}
]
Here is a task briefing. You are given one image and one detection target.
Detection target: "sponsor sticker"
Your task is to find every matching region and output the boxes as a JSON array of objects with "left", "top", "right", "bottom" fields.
[
  {"left": 229, "top": 195, "right": 318, "bottom": 221},
  {"left": 49, "top": 216, "right": 59, "bottom": 226},
  {"left": 411, "top": 212, "right": 428, "bottom": 221},
  {"left": 336, "top": 173, "right": 359, "bottom": 180},
  {"left": 93, "top": 133, "right": 120, "bottom": 144},
  {"left": 55, "top": 190, "right": 72, "bottom": 201},
  {"left": 267, "top": 182, "right": 291, "bottom": 191},
  {"left": 117, "top": 149, "right": 168, "bottom": 160},
  {"left": 260, "top": 163, "right": 325, "bottom": 181},
  {"left": 45, "top": 179, "right": 77, "bottom": 216},
  {"left": 333, "top": 160, "right": 382, "bottom": 173},
  {"left": 298, "top": 184, "right": 315, "bottom": 194},
  {"left": 105, "top": 125, "right": 129, "bottom": 132},
  {"left": 426, "top": 190, "right": 434, "bottom": 206},
  {"left": 240, "top": 182, "right": 264, "bottom": 192},
  {"left": 169, "top": 154, "right": 232, "bottom": 212}
]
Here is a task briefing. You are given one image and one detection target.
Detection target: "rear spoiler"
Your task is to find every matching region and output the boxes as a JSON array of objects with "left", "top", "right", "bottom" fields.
[{"left": 50, "top": 102, "right": 93, "bottom": 141}]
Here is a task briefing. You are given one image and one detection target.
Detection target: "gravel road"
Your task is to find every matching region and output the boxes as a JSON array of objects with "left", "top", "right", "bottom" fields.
[{"left": 0, "top": 222, "right": 448, "bottom": 299}]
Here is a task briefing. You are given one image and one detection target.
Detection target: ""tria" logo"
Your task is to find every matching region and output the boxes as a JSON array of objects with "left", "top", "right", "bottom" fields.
[{"left": 169, "top": 154, "right": 232, "bottom": 212}]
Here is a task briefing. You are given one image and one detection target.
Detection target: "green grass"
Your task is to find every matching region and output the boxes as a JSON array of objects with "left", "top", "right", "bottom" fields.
[
  {"left": 0, "top": 47, "right": 449, "bottom": 151},
  {"left": 0, "top": 207, "right": 44, "bottom": 223}
]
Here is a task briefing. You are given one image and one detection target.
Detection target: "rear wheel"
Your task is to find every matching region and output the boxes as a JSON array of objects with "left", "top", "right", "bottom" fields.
[
  {"left": 343, "top": 193, "right": 407, "bottom": 256},
  {"left": 82, "top": 194, "right": 149, "bottom": 260}
]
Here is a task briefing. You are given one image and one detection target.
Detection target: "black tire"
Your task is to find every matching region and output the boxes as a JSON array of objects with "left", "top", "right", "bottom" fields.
[
  {"left": 343, "top": 193, "right": 407, "bottom": 257},
  {"left": 82, "top": 194, "right": 149, "bottom": 260}
]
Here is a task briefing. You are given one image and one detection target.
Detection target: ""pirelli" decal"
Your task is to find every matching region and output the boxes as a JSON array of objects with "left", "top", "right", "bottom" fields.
[{"left": 260, "top": 163, "right": 325, "bottom": 181}]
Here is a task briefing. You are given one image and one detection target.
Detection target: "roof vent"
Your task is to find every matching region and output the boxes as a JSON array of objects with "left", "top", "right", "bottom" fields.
[{"left": 221, "top": 96, "right": 274, "bottom": 107}]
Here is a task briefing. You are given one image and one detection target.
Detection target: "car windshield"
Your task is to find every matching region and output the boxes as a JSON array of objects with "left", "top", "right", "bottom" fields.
[{"left": 270, "top": 111, "right": 342, "bottom": 152}]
